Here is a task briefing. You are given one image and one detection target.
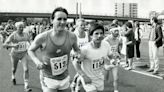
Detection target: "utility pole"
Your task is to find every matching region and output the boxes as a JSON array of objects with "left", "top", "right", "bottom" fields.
[
  {"left": 79, "top": 2, "right": 82, "bottom": 19},
  {"left": 76, "top": 2, "right": 78, "bottom": 19}
]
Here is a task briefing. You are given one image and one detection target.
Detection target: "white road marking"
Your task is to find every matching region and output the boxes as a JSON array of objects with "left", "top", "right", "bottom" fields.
[{"left": 131, "top": 69, "right": 163, "bottom": 79}]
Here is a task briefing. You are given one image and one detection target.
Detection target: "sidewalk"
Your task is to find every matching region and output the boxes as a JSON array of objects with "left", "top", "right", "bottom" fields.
[{"left": 127, "top": 38, "right": 164, "bottom": 79}]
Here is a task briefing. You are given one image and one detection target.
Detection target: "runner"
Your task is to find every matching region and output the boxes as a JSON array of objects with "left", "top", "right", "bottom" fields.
[
  {"left": 73, "top": 23, "right": 114, "bottom": 92},
  {"left": 70, "top": 18, "right": 89, "bottom": 92},
  {"left": 74, "top": 18, "right": 89, "bottom": 47},
  {"left": 104, "top": 27, "right": 122, "bottom": 92},
  {"left": 3, "top": 21, "right": 31, "bottom": 92},
  {"left": 28, "top": 7, "right": 80, "bottom": 92},
  {"left": 3, "top": 20, "right": 16, "bottom": 43}
]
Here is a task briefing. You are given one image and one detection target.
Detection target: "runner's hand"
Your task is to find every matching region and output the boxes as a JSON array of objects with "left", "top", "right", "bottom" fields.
[
  {"left": 13, "top": 44, "right": 19, "bottom": 49},
  {"left": 74, "top": 52, "right": 84, "bottom": 64},
  {"left": 36, "top": 61, "right": 47, "bottom": 70},
  {"left": 104, "top": 64, "right": 115, "bottom": 70}
]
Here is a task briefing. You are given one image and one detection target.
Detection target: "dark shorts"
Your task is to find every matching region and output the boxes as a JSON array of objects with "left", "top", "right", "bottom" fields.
[
  {"left": 10, "top": 51, "right": 27, "bottom": 60},
  {"left": 127, "top": 45, "right": 134, "bottom": 58}
]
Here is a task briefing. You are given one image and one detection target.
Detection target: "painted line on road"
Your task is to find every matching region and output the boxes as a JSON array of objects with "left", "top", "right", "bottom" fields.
[{"left": 131, "top": 70, "right": 163, "bottom": 80}]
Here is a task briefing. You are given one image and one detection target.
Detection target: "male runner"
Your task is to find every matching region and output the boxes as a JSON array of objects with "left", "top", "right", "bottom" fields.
[
  {"left": 70, "top": 18, "right": 89, "bottom": 92},
  {"left": 28, "top": 7, "right": 80, "bottom": 92},
  {"left": 3, "top": 21, "right": 31, "bottom": 92},
  {"left": 74, "top": 23, "right": 114, "bottom": 92},
  {"left": 104, "top": 27, "right": 122, "bottom": 92}
]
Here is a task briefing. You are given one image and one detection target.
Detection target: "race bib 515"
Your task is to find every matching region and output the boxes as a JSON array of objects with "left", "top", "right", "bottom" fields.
[{"left": 50, "top": 55, "right": 68, "bottom": 76}]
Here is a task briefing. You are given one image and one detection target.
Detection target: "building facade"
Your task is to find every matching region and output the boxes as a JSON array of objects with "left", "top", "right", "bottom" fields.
[{"left": 115, "top": 3, "right": 138, "bottom": 18}]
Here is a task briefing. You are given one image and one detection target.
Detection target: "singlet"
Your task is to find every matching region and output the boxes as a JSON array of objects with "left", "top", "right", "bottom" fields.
[
  {"left": 74, "top": 30, "right": 89, "bottom": 48},
  {"left": 104, "top": 35, "right": 120, "bottom": 56},
  {"left": 81, "top": 40, "right": 111, "bottom": 80},
  {"left": 77, "top": 33, "right": 89, "bottom": 48},
  {"left": 70, "top": 30, "right": 89, "bottom": 57},
  {"left": 41, "top": 30, "right": 73, "bottom": 80},
  {"left": 9, "top": 31, "right": 30, "bottom": 54}
]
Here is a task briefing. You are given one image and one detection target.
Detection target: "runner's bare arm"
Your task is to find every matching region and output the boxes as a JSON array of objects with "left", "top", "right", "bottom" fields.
[
  {"left": 3, "top": 33, "right": 18, "bottom": 48},
  {"left": 27, "top": 33, "right": 31, "bottom": 44},
  {"left": 73, "top": 48, "right": 91, "bottom": 83},
  {"left": 28, "top": 33, "right": 47, "bottom": 69},
  {"left": 104, "top": 43, "right": 116, "bottom": 70},
  {"left": 71, "top": 32, "right": 80, "bottom": 53},
  {"left": 69, "top": 32, "right": 86, "bottom": 75}
]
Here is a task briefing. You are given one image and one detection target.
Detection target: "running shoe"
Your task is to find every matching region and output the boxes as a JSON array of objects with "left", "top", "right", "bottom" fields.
[
  {"left": 24, "top": 87, "right": 32, "bottom": 92},
  {"left": 11, "top": 78, "right": 16, "bottom": 85},
  {"left": 152, "top": 71, "right": 159, "bottom": 75},
  {"left": 125, "top": 67, "right": 133, "bottom": 70},
  {"left": 114, "top": 90, "right": 119, "bottom": 92},
  {"left": 146, "top": 69, "right": 154, "bottom": 72}
]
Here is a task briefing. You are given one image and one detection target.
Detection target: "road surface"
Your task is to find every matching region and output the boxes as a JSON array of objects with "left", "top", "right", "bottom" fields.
[{"left": 0, "top": 39, "right": 164, "bottom": 92}]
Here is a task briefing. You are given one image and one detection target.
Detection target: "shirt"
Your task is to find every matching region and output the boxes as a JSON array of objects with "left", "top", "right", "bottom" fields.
[
  {"left": 81, "top": 40, "right": 111, "bottom": 80},
  {"left": 149, "top": 26, "right": 156, "bottom": 41}
]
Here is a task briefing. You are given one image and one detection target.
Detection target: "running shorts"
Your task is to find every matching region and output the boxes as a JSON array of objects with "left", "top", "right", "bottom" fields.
[{"left": 43, "top": 76, "right": 70, "bottom": 90}]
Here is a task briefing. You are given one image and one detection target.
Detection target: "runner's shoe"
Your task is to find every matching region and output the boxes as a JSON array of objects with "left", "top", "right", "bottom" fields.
[
  {"left": 125, "top": 67, "right": 133, "bottom": 70},
  {"left": 152, "top": 71, "right": 159, "bottom": 75},
  {"left": 114, "top": 90, "right": 119, "bottom": 92},
  {"left": 146, "top": 69, "right": 154, "bottom": 72},
  {"left": 70, "top": 82, "right": 76, "bottom": 92},
  {"left": 11, "top": 78, "right": 16, "bottom": 85},
  {"left": 24, "top": 86, "right": 32, "bottom": 92}
]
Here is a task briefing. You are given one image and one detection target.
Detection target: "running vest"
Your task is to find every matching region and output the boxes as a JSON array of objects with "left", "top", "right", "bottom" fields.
[
  {"left": 74, "top": 29, "right": 89, "bottom": 48},
  {"left": 70, "top": 30, "right": 89, "bottom": 58},
  {"left": 76, "top": 32, "right": 89, "bottom": 48},
  {"left": 10, "top": 31, "right": 30, "bottom": 53},
  {"left": 41, "top": 30, "right": 73, "bottom": 80},
  {"left": 104, "top": 35, "right": 120, "bottom": 58},
  {"left": 81, "top": 41, "right": 111, "bottom": 80}
]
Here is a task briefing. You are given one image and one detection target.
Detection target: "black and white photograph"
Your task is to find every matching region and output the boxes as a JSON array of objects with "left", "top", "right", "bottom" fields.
[{"left": 0, "top": 0, "right": 164, "bottom": 92}]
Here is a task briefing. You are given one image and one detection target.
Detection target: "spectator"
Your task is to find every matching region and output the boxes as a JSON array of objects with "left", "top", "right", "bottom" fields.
[
  {"left": 134, "top": 21, "right": 143, "bottom": 61},
  {"left": 147, "top": 17, "right": 163, "bottom": 75}
]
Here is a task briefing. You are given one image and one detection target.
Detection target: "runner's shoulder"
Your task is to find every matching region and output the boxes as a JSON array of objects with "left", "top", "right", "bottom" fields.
[
  {"left": 103, "top": 35, "right": 112, "bottom": 43},
  {"left": 102, "top": 39, "right": 109, "bottom": 44},
  {"left": 34, "top": 29, "right": 50, "bottom": 43},
  {"left": 67, "top": 30, "right": 77, "bottom": 41},
  {"left": 102, "top": 40, "right": 111, "bottom": 48},
  {"left": 9, "top": 31, "right": 17, "bottom": 37}
]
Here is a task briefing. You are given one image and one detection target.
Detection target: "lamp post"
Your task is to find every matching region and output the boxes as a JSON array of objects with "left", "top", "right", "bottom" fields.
[
  {"left": 76, "top": 1, "right": 78, "bottom": 19},
  {"left": 76, "top": 0, "right": 82, "bottom": 19},
  {"left": 79, "top": 1, "right": 82, "bottom": 19}
]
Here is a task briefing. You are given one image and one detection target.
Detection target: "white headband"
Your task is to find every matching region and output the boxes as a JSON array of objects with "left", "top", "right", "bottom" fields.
[
  {"left": 15, "top": 22, "right": 24, "bottom": 28},
  {"left": 110, "top": 27, "right": 120, "bottom": 33}
]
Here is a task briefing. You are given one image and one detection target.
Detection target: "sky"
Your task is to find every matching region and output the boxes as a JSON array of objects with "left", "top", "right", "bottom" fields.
[{"left": 0, "top": 0, "right": 163, "bottom": 18}]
